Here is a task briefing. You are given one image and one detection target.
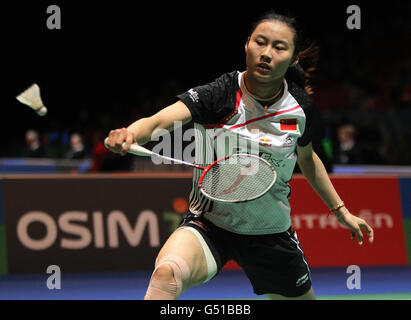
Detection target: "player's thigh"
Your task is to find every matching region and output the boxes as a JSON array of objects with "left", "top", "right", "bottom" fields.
[
  {"left": 156, "top": 228, "right": 209, "bottom": 286},
  {"left": 265, "top": 287, "right": 316, "bottom": 300}
]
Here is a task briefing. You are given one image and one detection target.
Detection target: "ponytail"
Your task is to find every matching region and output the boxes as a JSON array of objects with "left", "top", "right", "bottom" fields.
[{"left": 286, "top": 42, "right": 320, "bottom": 95}]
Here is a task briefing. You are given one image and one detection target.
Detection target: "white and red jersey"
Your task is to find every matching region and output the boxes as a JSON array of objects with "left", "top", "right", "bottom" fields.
[{"left": 177, "top": 71, "right": 319, "bottom": 235}]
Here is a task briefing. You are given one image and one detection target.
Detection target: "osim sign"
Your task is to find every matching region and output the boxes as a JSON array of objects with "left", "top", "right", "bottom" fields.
[{"left": 16, "top": 210, "right": 160, "bottom": 250}]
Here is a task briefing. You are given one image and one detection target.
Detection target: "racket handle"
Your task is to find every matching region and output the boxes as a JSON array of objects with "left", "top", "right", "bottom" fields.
[
  {"left": 128, "top": 144, "right": 153, "bottom": 157},
  {"left": 104, "top": 138, "right": 152, "bottom": 157}
]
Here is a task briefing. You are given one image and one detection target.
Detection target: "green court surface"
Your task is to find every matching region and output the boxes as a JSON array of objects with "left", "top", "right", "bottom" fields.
[
  {"left": 236, "top": 292, "right": 411, "bottom": 300},
  {"left": 318, "top": 293, "right": 411, "bottom": 300}
]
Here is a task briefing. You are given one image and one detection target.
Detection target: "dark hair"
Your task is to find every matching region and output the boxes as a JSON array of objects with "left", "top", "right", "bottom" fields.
[{"left": 249, "top": 11, "right": 319, "bottom": 94}]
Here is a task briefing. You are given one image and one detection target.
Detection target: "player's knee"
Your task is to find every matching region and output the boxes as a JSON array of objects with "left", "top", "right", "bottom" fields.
[
  {"left": 144, "top": 255, "right": 191, "bottom": 300},
  {"left": 152, "top": 263, "right": 176, "bottom": 284}
]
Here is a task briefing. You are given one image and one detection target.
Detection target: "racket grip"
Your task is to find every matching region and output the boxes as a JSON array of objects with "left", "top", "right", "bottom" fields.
[
  {"left": 104, "top": 137, "right": 152, "bottom": 157},
  {"left": 128, "top": 144, "right": 153, "bottom": 157}
]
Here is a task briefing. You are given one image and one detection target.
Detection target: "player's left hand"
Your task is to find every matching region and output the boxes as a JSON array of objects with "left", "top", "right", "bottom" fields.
[{"left": 335, "top": 210, "right": 374, "bottom": 245}]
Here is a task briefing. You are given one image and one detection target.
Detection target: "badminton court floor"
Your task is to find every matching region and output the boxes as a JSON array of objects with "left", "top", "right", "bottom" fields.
[{"left": 0, "top": 266, "right": 410, "bottom": 300}]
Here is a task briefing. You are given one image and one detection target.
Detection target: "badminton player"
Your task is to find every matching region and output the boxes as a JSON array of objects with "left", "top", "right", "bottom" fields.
[{"left": 106, "top": 11, "right": 374, "bottom": 300}]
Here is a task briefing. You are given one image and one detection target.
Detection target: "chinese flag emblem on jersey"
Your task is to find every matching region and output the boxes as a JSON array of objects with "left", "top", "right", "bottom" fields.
[
  {"left": 280, "top": 118, "right": 298, "bottom": 131},
  {"left": 259, "top": 137, "right": 272, "bottom": 147}
]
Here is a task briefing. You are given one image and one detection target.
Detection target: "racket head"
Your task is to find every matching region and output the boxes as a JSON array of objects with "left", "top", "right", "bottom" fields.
[{"left": 198, "top": 153, "right": 277, "bottom": 203}]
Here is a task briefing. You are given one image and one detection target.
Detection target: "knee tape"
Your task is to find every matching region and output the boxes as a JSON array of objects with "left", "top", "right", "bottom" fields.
[{"left": 144, "top": 255, "right": 190, "bottom": 300}]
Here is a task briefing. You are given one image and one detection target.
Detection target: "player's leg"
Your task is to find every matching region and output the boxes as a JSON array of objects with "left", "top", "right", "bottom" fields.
[
  {"left": 266, "top": 287, "right": 316, "bottom": 300},
  {"left": 233, "top": 228, "right": 314, "bottom": 300},
  {"left": 265, "top": 229, "right": 315, "bottom": 300},
  {"left": 144, "top": 226, "right": 217, "bottom": 300}
]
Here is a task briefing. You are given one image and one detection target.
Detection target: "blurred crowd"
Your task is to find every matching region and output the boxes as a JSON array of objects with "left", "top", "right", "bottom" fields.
[
  {"left": 10, "top": 11, "right": 411, "bottom": 172},
  {"left": 14, "top": 79, "right": 186, "bottom": 172},
  {"left": 16, "top": 55, "right": 411, "bottom": 172},
  {"left": 312, "top": 13, "right": 411, "bottom": 167}
]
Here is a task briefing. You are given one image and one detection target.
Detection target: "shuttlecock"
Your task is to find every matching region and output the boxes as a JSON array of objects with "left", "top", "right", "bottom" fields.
[{"left": 16, "top": 83, "right": 48, "bottom": 116}]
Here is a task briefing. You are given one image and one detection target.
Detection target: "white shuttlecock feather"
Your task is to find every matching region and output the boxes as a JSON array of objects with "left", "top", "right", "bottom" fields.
[{"left": 16, "top": 83, "right": 48, "bottom": 116}]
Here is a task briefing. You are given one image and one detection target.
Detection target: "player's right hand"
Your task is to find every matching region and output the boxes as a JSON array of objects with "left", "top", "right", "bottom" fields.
[{"left": 105, "top": 128, "right": 135, "bottom": 156}]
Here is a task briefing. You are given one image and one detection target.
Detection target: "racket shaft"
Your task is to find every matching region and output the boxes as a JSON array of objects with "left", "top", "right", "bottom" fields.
[
  {"left": 141, "top": 149, "right": 203, "bottom": 169},
  {"left": 132, "top": 145, "right": 204, "bottom": 168},
  {"left": 105, "top": 138, "right": 204, "bottom": 169},
  {"left": 127, "top": 144, "right": 204, "bottom": 168}
]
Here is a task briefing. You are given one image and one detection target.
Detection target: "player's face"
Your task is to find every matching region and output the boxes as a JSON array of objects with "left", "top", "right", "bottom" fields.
[{"left": 245, "top": 20, "right": 298, "bottom": 83}]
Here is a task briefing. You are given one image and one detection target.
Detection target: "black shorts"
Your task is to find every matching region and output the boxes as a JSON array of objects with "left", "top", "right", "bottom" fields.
[{"left": 179, "top": 213, "right": 312, "bottom": 297}]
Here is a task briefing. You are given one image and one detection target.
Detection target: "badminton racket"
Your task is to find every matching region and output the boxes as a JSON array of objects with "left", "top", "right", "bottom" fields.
[{"left": 104, "top": 138, "right": 276, "bottom": 203}]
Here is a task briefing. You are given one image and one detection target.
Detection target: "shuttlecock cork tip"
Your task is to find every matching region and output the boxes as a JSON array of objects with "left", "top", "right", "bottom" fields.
[
  {"left": 16, "top": 83, "right": 47, "bottom": 116},
  {"left": 36, "top": 106, "right": 48, "bottom": 116}
]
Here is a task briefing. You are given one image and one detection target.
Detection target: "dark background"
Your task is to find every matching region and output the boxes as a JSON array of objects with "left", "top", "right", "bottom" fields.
[{"left": 1, "top": 1, "right": 410, "bottom": 166}]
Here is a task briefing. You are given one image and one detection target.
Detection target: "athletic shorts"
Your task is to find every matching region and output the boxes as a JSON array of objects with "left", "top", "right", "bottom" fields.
[{"left": 178, "top": 213, "right": 312, "bottom": 297}]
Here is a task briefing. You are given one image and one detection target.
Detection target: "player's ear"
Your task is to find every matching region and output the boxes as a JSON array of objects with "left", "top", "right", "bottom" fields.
[
  {"left": 245, "top": 37, "right": 250, "bottom": 53},
  {"left": 290, "top": 55, "right": 299, "bottom": 68}
]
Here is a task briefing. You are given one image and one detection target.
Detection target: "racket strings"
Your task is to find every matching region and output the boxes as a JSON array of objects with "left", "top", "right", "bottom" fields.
[{"left": 201, "top": 154, "right": 276, "bottom": 202}]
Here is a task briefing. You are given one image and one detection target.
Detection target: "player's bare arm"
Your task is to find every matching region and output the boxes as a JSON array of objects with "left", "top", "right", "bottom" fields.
[
  {"left": 106, "top": 101, "right": 192, "bottom": 155},
  {"left": 297, "top": 142, "right": 374, "bottom": 245}
]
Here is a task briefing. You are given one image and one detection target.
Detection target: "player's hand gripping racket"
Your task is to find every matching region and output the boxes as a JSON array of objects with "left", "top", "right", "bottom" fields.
[{"left": 104, "top": 138, "right": 276, "bottom": 203}]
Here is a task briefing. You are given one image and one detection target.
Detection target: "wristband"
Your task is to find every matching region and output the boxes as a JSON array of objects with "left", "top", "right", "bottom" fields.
[
  {"left": 330, "top": 202, "right": 345, "bottom": 213},
  {"left": 328, "top": 202, "right": 347, "bottom": 219}
]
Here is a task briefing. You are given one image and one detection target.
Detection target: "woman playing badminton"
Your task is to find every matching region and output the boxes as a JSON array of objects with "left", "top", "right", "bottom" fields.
[{"left": 106, "top": 11, "right": 374, "bottom": 300}]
